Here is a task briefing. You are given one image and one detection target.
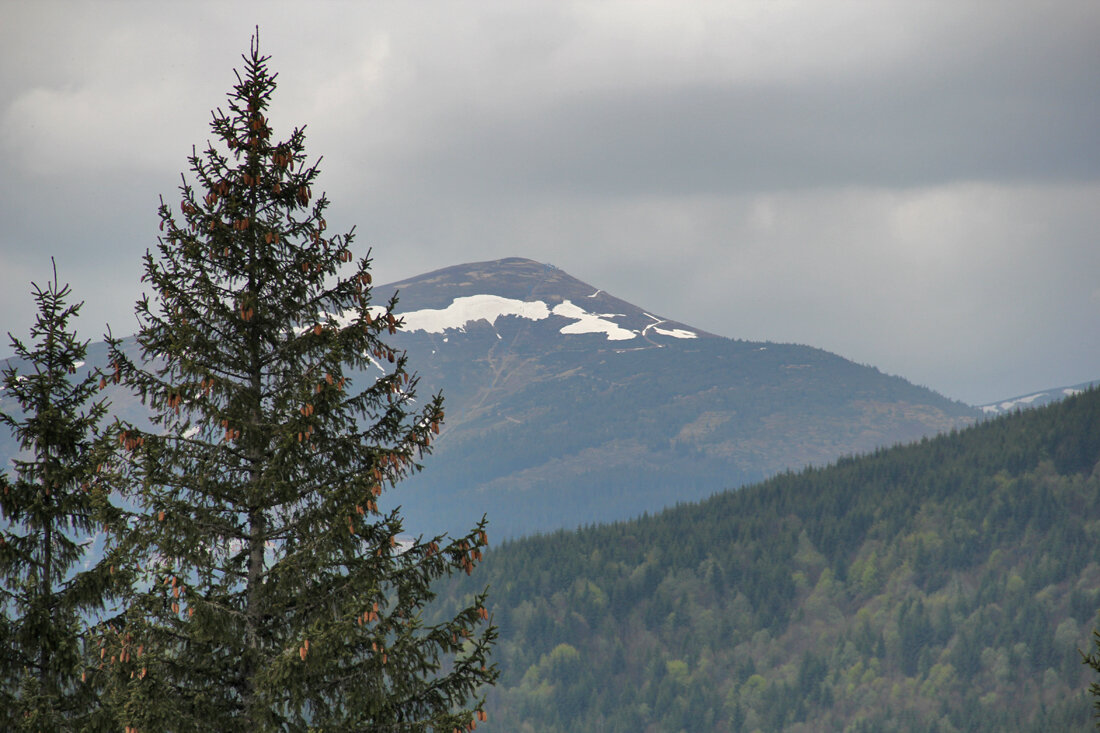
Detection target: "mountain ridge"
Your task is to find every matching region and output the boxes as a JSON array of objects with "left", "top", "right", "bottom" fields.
[{"left": 979, "top": 379, "right": 1100, "bottom": 416}]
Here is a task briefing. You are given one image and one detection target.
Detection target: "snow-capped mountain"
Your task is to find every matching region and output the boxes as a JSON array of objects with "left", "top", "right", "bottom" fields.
[
  {"left": 2, "top": 257, "right": 980, "bottom": 539},
  {"left": 368, "top": 258, "right": 978, "bottom": 536}
]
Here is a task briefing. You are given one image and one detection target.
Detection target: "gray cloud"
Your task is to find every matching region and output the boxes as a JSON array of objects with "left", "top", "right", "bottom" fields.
[
  {"left": 2, "top": 1, "right": 1098, "bottom": 405},
  {"left": 387, "top": 79, "right": 1100, "bottom": 199}
]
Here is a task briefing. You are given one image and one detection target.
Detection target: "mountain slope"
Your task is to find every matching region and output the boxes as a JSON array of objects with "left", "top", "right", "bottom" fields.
[
  {"left": 435, "top": 386, "right": 1100, "bottom": 731},
  {"left": 1, "top": 257, "right": 979, "bottom": 538},
  {"left": 372, "top": 258, "right": 978, "bottom": 536}
]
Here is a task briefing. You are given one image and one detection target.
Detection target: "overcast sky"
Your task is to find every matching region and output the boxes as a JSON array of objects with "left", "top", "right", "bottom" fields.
[{"left": 2, "top": 1, "right": 1098, "bottom": 405}]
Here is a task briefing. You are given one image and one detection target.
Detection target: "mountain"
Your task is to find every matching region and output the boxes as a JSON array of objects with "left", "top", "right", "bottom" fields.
[
  {"left": 979, "top": 379, "right": 1100, "bottom": 416},
  {"left": 1, "top": 257, "right": 979, "bottom": 538},
  {"left": 367, "top": 257, "right": 977, "bottom": 536},
  {"left": 433, "top": 386, "right": 1100, "bottom": 731}
]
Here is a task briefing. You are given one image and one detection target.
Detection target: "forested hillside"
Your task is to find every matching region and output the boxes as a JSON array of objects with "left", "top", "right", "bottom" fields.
[{"left": 438, "top": 387, "right": 1100, "bottom": 731}]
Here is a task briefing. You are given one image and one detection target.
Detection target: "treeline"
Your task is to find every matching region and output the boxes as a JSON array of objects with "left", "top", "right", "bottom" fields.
[{"left": 434, "top": 387, "right": 1100, "bottom": 731}]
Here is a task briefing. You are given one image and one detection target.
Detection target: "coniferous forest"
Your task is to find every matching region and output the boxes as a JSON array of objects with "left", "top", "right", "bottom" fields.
[{"left": 435, "top": 387, "right": 1100, "bottom": 731}]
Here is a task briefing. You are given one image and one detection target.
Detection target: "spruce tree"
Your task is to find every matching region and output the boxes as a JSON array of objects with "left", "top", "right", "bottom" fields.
[
  {"left": 0, "top": 261, "right": 120, "bottom": 731},
  {"left": 100, "top": 33, "right": 496, "bottom": 731}
]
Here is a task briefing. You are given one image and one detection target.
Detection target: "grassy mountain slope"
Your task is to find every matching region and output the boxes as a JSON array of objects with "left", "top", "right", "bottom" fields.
[{"left": 438, "top": 387, "right": 1100, "bottom": 731}]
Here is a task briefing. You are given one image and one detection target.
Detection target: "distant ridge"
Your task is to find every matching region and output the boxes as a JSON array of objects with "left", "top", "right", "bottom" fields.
[{"left": 979, "top": 379, "right": 1100, "bottom": 416}]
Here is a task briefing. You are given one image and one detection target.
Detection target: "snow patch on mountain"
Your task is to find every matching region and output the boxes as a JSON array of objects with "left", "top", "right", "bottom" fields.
[
  {"left": 552, "top": 300, "right": 636, "bottom": 341},
  {"left": 981, "top": 393, "right": 1047, "bottom": 414},
  {"left": 653, "top": 327, "right": 697, "bottom": 339},
  {"left": 317, "top": 294, "right": 699, "bottom": 343},
  {"left": 394, "top": 294, "right": 685, "bottom": 342},
  {"left": 401, "top": 295, "right": 551, "bottom": 333}
]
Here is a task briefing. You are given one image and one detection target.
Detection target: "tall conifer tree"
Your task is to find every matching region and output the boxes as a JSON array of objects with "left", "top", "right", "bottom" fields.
[
  {"left": 0, "top": 262, "right": 119, "bottom": 731},
  {"left": 102, "top": 34, "right": 496, "bottom": 731}
]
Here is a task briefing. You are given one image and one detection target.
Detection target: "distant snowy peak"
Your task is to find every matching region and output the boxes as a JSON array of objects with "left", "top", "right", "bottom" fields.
[
  {"left": 980, "top": 392, "right": 1060, "bottom": 415},
  {"left": 394, "top": 294, "right": 697, "bottom": 342},
  {"left": 979, "top": 380, "right": 1098, "bottom": 415}
]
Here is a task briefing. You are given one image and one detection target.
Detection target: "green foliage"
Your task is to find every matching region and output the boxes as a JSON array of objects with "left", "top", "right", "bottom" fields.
[
  {"left": 435, "top": 387, "right": 1100, "bottom": 731},
  {"left": 97, "top": 34, "right": 495, "bottom": 731},
  {"left": 0, "top": 262, "right": 121, "bottom": 731}
]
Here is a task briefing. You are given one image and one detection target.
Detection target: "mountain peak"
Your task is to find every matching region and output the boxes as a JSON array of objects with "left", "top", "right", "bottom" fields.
[
  {"left": 379, "top": 257, "right": 710, "bottom": 343},
  {"left": 383, "top": 257, "right": 593, "bottom": 308}
]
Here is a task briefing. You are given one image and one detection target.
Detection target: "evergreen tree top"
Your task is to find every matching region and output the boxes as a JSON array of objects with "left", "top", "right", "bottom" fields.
[{"left": 1, "top": 260, "right": 120, "bottom": 732}]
